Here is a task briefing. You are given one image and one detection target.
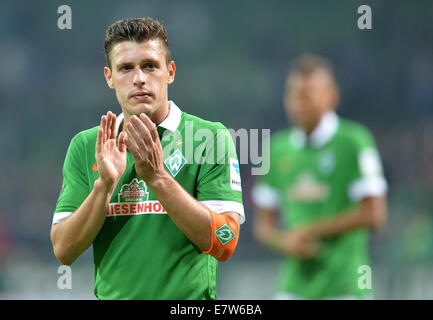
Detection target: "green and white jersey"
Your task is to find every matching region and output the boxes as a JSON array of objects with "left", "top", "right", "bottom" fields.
[
  {"left": 53, "top": 101, "right": 244, "bottom": 300},
  {"left": 252, "top": 111, "right": 387, "bottom": 299}
]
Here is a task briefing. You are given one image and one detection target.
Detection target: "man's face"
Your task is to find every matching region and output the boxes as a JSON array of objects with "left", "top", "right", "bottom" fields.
[
  {"left": 104, "top": 39, "right": 175, "bottom": 124},
  {"left": 284, "top": 69, "right": 338, "bottom": 132}
]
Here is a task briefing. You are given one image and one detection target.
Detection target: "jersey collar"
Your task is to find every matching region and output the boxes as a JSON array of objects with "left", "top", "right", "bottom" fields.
[
  {"left": 290, "top": 111, "right": 339, "bottom": 149},
  {"left": 158, "top": 101, "right": 182, "bottom": 132},
  {"left": 115, "top": 100, "right": 182, "bottom": 135}
]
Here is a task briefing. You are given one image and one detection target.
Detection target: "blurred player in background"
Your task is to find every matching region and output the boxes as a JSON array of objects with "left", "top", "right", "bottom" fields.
[
  {"left": 50, "top": 17, "right": 244, "bottom": 299},
  {"left": 252, "top": 54, "right": 388, "bottom": 299}
]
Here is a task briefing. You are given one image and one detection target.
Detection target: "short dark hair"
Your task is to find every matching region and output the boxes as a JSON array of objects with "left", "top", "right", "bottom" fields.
[
  {"left": 287, "top": 53, "right": 336, "bottom": 80},
  {"left": 104, "top": 17, "right": 171, "bottom": 68}
]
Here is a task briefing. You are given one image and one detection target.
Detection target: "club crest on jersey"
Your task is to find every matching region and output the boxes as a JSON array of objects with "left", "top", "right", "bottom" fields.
[
  {"left": 118, "top": 178, "right": 149, "bottom": 202},
  {"left": 318, "top": 150, "right": 336, "bottom": 175},
  {"left": 164, "top": 149, "right": 186, "bottom": 177}
]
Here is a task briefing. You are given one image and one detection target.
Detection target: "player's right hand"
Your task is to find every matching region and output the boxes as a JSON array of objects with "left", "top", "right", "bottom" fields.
[{"left": 95, "top": 111, "right": 127, "bottom": 190}]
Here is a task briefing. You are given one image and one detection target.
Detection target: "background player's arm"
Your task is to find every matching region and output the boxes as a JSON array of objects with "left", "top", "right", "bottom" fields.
[
  {"left": 50, "top": 112, "right": 127, "bottom": 265},
  {"left": 124, "top": 113, "right": 240, "bottom": 251},
  {"left": 304, "top": 195, "right": 387, "bottom": 239},
  {"left": 253, "top": 196, "right": 387, "bottom": 259}
]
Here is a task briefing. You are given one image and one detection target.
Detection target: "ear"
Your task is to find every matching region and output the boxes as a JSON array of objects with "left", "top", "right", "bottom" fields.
[
  {"left": 332, "top": 84, "right": 340, "bottom": 110},
  {"left": 104, "top": 66, "right": 115, "bottom": 89},
  {"left": 327, "top": 80, "right": 339, "bottom": 111},
  {"left": 167, "top": 61, "right": 176, "bottom": 85}
]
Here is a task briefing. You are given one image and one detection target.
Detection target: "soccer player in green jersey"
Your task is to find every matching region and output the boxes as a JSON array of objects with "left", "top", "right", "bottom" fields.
[
  {"left": 50, "top": 17, "right": 244, "bottom": 300},
  {"left": 252, "top": 54, "right": 388, "bottom": 300}
]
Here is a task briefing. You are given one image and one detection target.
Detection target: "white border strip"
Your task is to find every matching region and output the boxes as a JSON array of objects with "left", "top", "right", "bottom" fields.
[
  {"left": 52, "top": 212, "right": 72, "bottom": 225},
  {"left": 348, "top": 176, "right": 388, "bottom": 202},
  {"left": 251, "top": 184, "right": 280, "bottom": 210},
  {"left": 200, "top": 200, "right": 245, "bottom": 224}
]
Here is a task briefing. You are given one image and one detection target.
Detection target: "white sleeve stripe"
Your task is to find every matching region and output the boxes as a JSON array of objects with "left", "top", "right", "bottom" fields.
[
  {"left": 52, "top": 212, "right": 72, "bottom": 225},
  {"left": 348, "top": 176, "right": 388, "bottom": 201},
  {"left": 251, "top": 184, "right": 280, "bottom": 209},
  {"left": 199, "top": 200, "right": 245, "bottom": 224}
]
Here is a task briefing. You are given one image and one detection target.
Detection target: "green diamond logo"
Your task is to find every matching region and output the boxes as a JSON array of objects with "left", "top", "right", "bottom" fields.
[
  {"left": 215, "top": 224, "right": 236, "bottom": 245},
  {"left": 164, "top": 149, "right": 186, "bottom": 177}
]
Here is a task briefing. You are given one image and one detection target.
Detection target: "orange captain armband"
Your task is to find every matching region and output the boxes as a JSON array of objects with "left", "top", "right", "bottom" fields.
[{"left": 202, "top": 209, "right": 239, "bottom": 262}]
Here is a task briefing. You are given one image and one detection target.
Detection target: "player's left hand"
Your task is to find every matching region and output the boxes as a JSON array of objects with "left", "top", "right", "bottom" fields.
[
  {"left": 281, "top": 228, "right": 320, "bottom": 259},
  {"left": 124, "top": 113, "right": 166, "bottom": 184}
]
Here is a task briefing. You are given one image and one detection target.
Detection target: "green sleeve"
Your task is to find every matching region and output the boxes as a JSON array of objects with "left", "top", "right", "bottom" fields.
[
  {"left": 257, "top": 134, "right": 278, "bottom": 188},
  {"left": 54, "top": 133, "right": 91, "bottom": 214},
  {"left": 251, "top": 133, "right": 281, "bottom": 209},
  {"left": 196, "top": 125, "right": 243, "bottom": 204},
  {"left": 347, "top": 126, "right": 387, "bottom": 201}
]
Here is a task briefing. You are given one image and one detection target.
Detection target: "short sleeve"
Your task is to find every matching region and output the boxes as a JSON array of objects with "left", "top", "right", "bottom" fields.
[
  {"left": 251, "top": 134, "right": 281, "bottom": 210},
  {"left": 347, "top": 127, "right": 388, "bottom": 201},
  {"left": 196, "top": 125, "right": 245, "bottom": 223},
  {"left": 53, "top": 133, "right": 91, "bottom": 224}
]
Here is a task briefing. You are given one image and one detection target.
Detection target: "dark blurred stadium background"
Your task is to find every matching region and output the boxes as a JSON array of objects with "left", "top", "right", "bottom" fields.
[{"left": 0, "top": 0, "right": 432, "bottom": 299}]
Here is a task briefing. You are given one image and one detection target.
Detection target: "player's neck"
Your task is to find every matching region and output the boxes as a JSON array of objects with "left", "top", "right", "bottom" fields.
[
  {"left": 153, "top": 101, "right": 170, "bottom": 126},
  {"left": 303, "top": 109, "right": 333, "bottom": 136},
  {"left": 304, "top": 117, "right": 321, "bottom": 136},
  {"left": 120, "top": 102, "right": 170, "bottom": 132}
]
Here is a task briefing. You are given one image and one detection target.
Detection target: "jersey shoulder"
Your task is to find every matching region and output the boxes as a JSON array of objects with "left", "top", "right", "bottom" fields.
[
  {"left": 336, "top": 117, "right": 376, "bottom": 148},
  {"left": 270, "top": 128, "right": 291, "bottom": 145},
  {"left": 182, "top": 112, "right": 228, "bottom": 133},
  {"left": 270, "top": 128, "right": 296, "bottom": 153},
  {"left": 68, "top": 125, "right": 99, "bottom": 151}
]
